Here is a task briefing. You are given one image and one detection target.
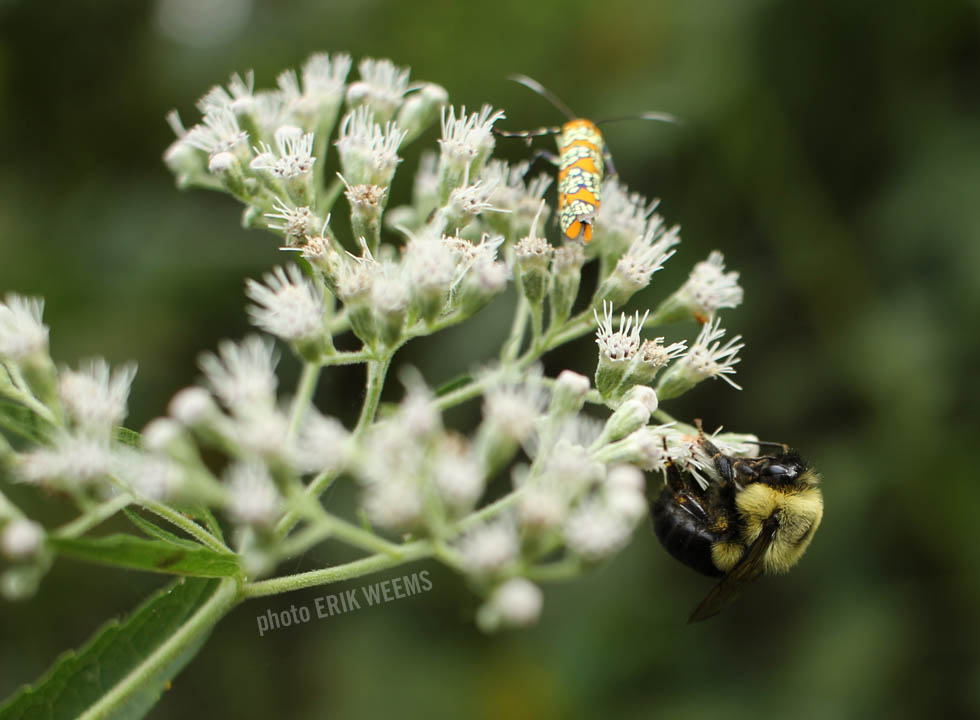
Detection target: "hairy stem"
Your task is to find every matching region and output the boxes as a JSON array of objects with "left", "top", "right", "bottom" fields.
[
  {"left": 286, "top": 361, "right": 321, "bottom": 448},
  {"left": 241, "top": 540, "right": 432, "bottom": 598},
  {"left": 53, "top": 495, "right": 132, "bottom": 539},
  {"left": 354, "top": 354, "right": 392, "bottom": 435}
]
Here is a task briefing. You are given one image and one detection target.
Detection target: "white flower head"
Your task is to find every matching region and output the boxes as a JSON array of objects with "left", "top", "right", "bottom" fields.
[
  {"left": 598, "top": 425, "right": 669, "bottom": 472},
  {"left": 680, "top": 251, "right": 744, "bottom": 321},
  {"left": 439, "top": 105, "right": 505, "bottom": 168},
  {"left": 594, "top": 301, "right": 649, "bottom": 363},
  {"left": 683, "top": 317, "right": 744, "bottom": 389},
  {"left": 58, "top": 359, "right": 137, "bottom": 434},
  {"left": 293, "top": 408, "right": 350, "bottom": 475},
  {"left": 638, "top": 336, "right": 688, "bottom": 371},
  {"left": 457, "top": 517, "right": 519, "bottom": 576},
  {"left": 481, "top": 160, "right": 552, "bottom": 209},
  {"left": 168, "top": 386, "right": 219, "bottom": 427},
  {"left": 595, "top": 177, "right": 660, "bottom": 252},
  {"left": 199, "top": 336, "right": 278, "bottom": 415},
  {"left": 225, "top": 459, "right": 282, "bottom": 528},
  {"left": 115, "top": 448, "right": 184, "bottom": 501},
  {"left": 346, "top": 58, "right": 410, "bottom": 122},
  {"left": 661, "top": 427, "right": 713, "bottom": 489},
  {"left": 483, "top": 578, "right": 543, "bottom": 629},
  {"left": 184, "top": 107, "right": 248, "bottom": 159},
  {"left": 302, "top": 52, "right": 352, "bottom": 100},
  {"left": 0, "top": 294, "right": 48, "bottom": 361},
  {"left": 280, "top": 52, "right": 351, "bottom": 126},
  {"left": 445, "top": 177, "right": 505, "bottom": 226},
  {"left": 229, "top": 405, "right": 289, "bottom": 458},
  {"left": 333, "top": 244, "right": 381, "bottom": 304},
  {"left": 413, "top": 149, "right": 440, "bottom": 210},
  {"left": 603, "top": 465, "right": 647, "bottom": 523},
  {"left": 564, "top": 497, "right": 634, "bottom": 561},
  {"left": 709, "top": 430, "right": 761, "bottom": 458},
  {"left": 614, "top": 219, "right": 680, "bottom": 288},
  {"left": 245, "top": 265, "right": 324, "bottom": 343},
  {"left": 395, "top": 371, "right": 441, "bottom": 439},
  {"left": 250, "top": 128, "right": 316, "bottom": 179},
  {"left": 433, "top": 438, "right": 484, "bottom": 512},
  {"left": 265, "top": 197, "right": 319, "bottom": 244},
  {"left": 197, "top": 70, "right": 256, "bottom": 117},
  {"left": 251, "top": 90, "right": 288, "bottom": 136},
  {"left": 516, "top": 478, "right": 567, "bottom": 532},
  {"left": 141, "top": 417, "right": 185, "bottom": 453},
  {"left": 362, "top": 475, "right": 423, "bottom": 531},
  {"left": 403, "top": 235, "right": 457, "bottom": 293},
  {"left": 335, "top": 105, "right": 406, "bottom": 187},
  {"left": 17, "top": 433, "right": 112, "bottom": 488},
  {"left": 1, "top": 519, "right": 45, "bottom": 561},
  {"left": 482, "top": 367, "right": 548, "bottom": 444}
]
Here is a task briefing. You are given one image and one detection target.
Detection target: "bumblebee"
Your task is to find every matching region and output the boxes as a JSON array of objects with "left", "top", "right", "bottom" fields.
[{"left": 650, "top": 432, "right": 823, "bottom": 622}]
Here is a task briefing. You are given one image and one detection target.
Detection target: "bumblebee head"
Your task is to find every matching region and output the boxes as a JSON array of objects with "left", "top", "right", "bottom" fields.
[{"left": 757, "top": 452, "right": 810, "bottom": 488}]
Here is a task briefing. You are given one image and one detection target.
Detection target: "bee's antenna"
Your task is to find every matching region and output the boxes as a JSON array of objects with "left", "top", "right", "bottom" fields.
[
  {"left": 754, "top": 440, "right": 792, "bottom": 453},
  {"left": 508, "top": 73, "right": 578, "bottom": 121}
]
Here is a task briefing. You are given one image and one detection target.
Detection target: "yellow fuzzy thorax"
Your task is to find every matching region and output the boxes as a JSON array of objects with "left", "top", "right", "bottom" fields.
[{"left": 711, "top": 477, "right": 824, "bottom": 574}]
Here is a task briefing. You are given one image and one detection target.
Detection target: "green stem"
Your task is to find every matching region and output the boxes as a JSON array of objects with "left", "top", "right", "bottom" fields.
[
  {"left": 3, "top": 365, "right": 58, "bottom": 426},
  {"left": 433, "top": 374, "right": 492, "bottom": 411},
  {"left": 321, "top": 176, "right": 345, "bottom": 215},
  {"left": 501, "top": 295, "right": 529, "bottom": 362},
  {"left": 328, "top": 308, "right": 351, "bottom": 336},
  {"left": 354, "top": 354, "right": 392, "bottom": 435},
  {"left": 53, "top": 495, "right": 132, "bottom": 539},
  {"left": 291, "top": 504, "right": 403, "bottom": 557},
  {"left": 526, "top": 555, "right": 582, "bottom": 582},
  {"left": 76, "top": 578, "right": 239, "bottom": 720},
  {"left": 241, "top": 540, "right": 432, "bottom": 598},
  {"left": 274, "top": 352, "right": 392, "bottom": 540},
  {"left": 323, "top": 348, "right": 371, "bottom": 365},
  {"left": 457, "top": 486, "right": 527, "bottom": 531},
  {"left": 286, "top": 361, "right": 321, "bottom": 447}
]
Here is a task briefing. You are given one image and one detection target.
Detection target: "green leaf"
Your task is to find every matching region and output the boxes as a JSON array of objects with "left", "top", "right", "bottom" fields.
[
  {"left": 123, "top": 510, "right": 203, "bottom": 550},
  {"left": 0, "top": 578, "right": 226, "bottom": 720},
  {"left": 113, "top": 426, "right": 142, "bottom": 449},
  {"left": 48, "top": 535, "right": 241, "bottom": 578},
  {"left": 435, "top": 372, "right": 473, "bottom": 397}
]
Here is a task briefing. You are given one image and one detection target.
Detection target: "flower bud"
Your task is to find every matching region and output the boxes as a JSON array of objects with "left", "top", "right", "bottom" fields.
[
  {"left": 477, "top": 578, "right": 544, "bottom": 632},
  {"left": 593, "top": 394, "right": 654, "bottom": 447},
  {"left": 1, "top": 519, "right": 44, "bottom": 561},
  {"left": 549, "top": 244, "right": 586, "bottom": 325},
  {"left": 396, "top": 83, "right": 448, "bottom": 144},
  {"left": 549, "top": 370, "right": 590, "bottom": 417}
]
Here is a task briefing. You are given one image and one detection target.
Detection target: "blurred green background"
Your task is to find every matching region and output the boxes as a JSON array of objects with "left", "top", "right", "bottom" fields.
[{"left": 2, "top": 0, "right": 979, "bottom": 717}]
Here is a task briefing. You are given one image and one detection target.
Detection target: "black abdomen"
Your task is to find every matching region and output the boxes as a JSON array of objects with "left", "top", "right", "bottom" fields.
[{"left": 651, "top": 488, "right": 725, "bottom": 578}]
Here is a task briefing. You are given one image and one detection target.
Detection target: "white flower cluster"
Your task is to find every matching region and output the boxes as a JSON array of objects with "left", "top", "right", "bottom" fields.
[{"left": 0, "top": 52, "right": 763, "bottom": 634}]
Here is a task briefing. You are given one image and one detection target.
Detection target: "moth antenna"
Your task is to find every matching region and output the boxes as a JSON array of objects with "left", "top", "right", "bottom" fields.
[
  {"left": 508, "top": 73, "right": 577, "bottom": 121},
  {"left": 596, "top": 111, "right": 681, "bottom": 126}
]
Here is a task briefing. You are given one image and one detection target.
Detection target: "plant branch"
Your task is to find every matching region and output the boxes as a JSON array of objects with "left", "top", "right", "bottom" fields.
[{"left": 241, "top": 540, "right": 432, "bottom": 598}]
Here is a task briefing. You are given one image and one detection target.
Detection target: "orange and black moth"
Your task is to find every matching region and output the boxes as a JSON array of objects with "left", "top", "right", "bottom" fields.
[
  {"left": 555, "top": 119, "right": 605, "bottom": 244},
  {"left": 497, "top": 75, "right": 611, "bottom": 244},
  {"left": 499, "top": 74, "right": 674, "bottom": 244}
]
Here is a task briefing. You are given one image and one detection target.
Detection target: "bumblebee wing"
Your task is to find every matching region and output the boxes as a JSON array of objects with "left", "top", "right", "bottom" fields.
[{"left": 687, "top": 513, "right": 780, "bottom": 623}]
